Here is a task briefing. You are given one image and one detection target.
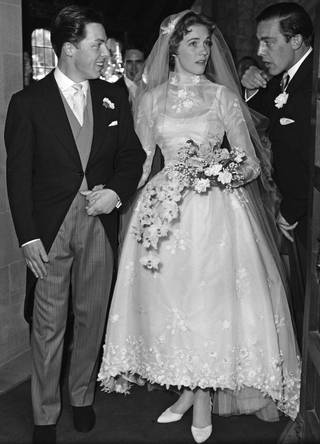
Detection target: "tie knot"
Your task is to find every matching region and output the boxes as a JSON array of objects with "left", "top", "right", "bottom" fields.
[
  {"left": 281, "top": 72, "right": 289, "bottom": 92},
  {"left": 71, "top": 83, "right": 84, "bottom": 96}
]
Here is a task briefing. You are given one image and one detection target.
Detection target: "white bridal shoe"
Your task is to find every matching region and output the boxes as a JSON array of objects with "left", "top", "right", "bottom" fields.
[
  {"left": 157, "top": 407, "right": 184, "bottom": 423},
  {"left": 191, "top": 425, "right": 212, "bottom": 443}
]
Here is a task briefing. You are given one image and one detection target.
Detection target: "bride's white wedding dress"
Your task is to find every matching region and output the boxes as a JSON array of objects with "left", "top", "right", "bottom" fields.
[{"left": 98, "top": 73, "right": 300, "bottom": 421}]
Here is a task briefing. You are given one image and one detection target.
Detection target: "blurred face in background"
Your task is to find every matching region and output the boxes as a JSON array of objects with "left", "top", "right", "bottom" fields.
[{"left": 124, "top": 49, "right": 145, "bottom": 81}]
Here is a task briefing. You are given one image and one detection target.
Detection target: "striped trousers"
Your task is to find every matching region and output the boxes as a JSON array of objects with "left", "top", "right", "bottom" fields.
[{"left": 31, "top": 192, "right": 113, "bottom": 425}]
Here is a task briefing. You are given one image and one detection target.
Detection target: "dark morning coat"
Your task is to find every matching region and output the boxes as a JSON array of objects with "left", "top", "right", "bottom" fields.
[
  {"left": 5, "top": 71, "right": 146, "bottom": 322},
  {"left": 248, "top": 52, "right": 313, "bottom": 248},
  {"left": 115, "top": 76, "right": 129, "bottom": 97}
]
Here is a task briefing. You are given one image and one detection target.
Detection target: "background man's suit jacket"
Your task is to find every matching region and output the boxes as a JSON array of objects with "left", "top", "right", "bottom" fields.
[
  {"left": 5, "top": 71, "right": 146, "bottom": 321},
  {"left": 248, "top": 52, "right": 313, "bottom": 247}
]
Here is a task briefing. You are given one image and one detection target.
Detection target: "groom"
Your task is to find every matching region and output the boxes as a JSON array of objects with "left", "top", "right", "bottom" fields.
[{"left": 5, "top": 5, "right": 145, "bottom": 444}]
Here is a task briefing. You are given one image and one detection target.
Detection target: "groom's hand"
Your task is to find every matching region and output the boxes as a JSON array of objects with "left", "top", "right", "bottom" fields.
[
  {"left": 81, "top": 188, "right": 119, "bottom": 216},
  {"left": 277, "top": 212, "right": 298, "bottom": 242},
  {"left": 241, "top": 66, "right": 271, "bottom": 99},
  {"left": 22, "top": 240, "right": 49, "bottom": 279}
]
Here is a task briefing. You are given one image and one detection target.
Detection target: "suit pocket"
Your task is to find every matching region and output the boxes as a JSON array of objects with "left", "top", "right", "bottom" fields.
[{"left": 280, "top": 118, "right": 295, "bottom": 125}]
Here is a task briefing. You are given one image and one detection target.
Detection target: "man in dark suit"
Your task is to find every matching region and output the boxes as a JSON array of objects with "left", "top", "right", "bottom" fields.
[
  {"left": 241, "top": 2, "right": 314, "bottom": 346},
  {"left": 115, "top": 40, "right": 146, "bottom": 100},
  {"left": 5, "top": 6, "right": 145, "bottom": 444}
]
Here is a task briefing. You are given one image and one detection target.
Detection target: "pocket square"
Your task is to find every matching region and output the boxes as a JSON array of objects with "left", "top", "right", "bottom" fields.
[
  {"left": 280, "top": 118, "right": 295, "bottom": 125},
  {"left": 108, "top": 120, "right": 118, "bottom": 127}
]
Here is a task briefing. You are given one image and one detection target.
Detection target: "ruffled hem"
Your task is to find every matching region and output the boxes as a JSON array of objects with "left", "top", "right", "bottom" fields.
[{"left": 98, "top": 357, "right": 300, "bottom": 421}]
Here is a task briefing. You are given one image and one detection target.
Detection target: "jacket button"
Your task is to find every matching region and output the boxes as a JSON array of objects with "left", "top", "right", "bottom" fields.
[{"left": 78, "top": 171, "right": 84, "bottom": 177}]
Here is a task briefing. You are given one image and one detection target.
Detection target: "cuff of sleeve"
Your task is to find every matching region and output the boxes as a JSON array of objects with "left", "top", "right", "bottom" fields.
[
  {"left": 245, "top": 88, "right": 259, "bottom": 102},
  {"left": 116, "top": 195, "right": 122, "bottom": 209},
  {"left": 21, "top": 239, "right": 40, "bottom": 247}
]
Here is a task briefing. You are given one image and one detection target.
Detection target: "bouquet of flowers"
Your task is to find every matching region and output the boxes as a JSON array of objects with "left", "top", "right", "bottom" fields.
[{"left": 131, "top": 139, "right": 246, "bottom": 271}]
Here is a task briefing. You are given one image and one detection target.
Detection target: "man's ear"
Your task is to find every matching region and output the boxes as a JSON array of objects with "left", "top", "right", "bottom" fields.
[
  {"left": 63, "top": 42, "right": 75, "bottom": 57},
  {"left": 291, "top": 34, "right": 303, "bottom": 50}
]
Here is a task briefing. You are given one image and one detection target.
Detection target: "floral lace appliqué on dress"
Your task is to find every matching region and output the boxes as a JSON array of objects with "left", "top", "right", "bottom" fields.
[{"left": 170, "top": 75, "right": 202, "bottom": 113}]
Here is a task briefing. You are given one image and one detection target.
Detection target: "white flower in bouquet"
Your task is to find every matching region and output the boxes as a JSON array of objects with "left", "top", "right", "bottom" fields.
[
  {"left": 194, "top": 178, "right": 211, "bottom": 193},
  {"left": 205, "top": 164, "right": 222, "bottom": 176},
  {"left": 218, "top": 170, "right": 233, "bottom": 185}
]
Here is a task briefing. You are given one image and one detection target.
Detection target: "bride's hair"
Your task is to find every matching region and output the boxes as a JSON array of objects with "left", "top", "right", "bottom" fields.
[{"left": 169, "top": 11, "right": 215, "bottom": 70}]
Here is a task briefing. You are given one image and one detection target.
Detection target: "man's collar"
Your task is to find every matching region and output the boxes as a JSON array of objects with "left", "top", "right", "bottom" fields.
[
  {"left": 287, "top": 47, "right": 312, "bottom": 80},
  {"left": 54, "top": 66, "right": 89, "bottom": 94},
  {"left": 123, "top": 74, "right": 136, "bottom": 88}
]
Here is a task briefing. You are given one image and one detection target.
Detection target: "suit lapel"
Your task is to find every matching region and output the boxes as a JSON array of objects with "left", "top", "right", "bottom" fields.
[
  {"left": 38, "top": 76, "right": 116, "bottom": 166},
  {"left": 269, "top": 52, "right": 313, "bottom": 133},
  {"left": 88, "top": 80, "right": 113, "bottom": 164},
  {"left": 37, "top": 72, "right": 81, "bottom": 164},
  {"left": 286, "top": 51, "right": 313, "bottom": 95}
]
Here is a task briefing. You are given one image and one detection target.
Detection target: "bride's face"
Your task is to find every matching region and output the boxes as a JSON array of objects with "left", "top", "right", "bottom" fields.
[{"left": 174, "top": 25, "right": 211, "bottom": 76}]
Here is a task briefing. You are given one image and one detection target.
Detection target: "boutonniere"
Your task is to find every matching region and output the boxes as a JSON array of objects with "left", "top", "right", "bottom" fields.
[
  {"left": 103, "top": 98, "right": 115, "bottom": 109},
  {"left": 274, "top": 92, "right": 289, "bottom": 109}
]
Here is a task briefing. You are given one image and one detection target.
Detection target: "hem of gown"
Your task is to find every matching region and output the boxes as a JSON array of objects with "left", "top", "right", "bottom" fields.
[{"left": 97, "top": 365, "right": 300, "bottom": 421}]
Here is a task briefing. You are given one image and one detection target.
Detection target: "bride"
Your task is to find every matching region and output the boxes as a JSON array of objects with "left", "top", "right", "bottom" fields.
[{"left": 90, "top": 10, "right": 300, "bottom": 444}]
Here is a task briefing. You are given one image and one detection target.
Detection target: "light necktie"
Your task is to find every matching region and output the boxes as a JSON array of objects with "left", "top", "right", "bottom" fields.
[
  {"left": 280, "top": 72, "right": 290, "bottom": 92},
  {"left": 71, "top": 83, "right": 86, "bottom": 126}
]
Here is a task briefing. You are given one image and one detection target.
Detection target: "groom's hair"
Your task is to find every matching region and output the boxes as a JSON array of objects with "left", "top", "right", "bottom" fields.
[
  {"left": 51, "top": 5, "right": 105, "bottom": 58},
  {"left": 256, "top": 2, "right": 314, "bottom": 47}
]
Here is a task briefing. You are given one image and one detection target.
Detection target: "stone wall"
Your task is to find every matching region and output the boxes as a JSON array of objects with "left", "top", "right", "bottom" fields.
[
  {"left": 210, "top": 0, "right": 277, "bottom": 66},
  {"left": 0, "top": 0, "right": 30, "bottom": 373}
]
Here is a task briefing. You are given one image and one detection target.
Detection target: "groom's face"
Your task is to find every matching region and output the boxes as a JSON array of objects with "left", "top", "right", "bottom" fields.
[{"left": 71, "top": 23, "right": 110, "bottom": 82}]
